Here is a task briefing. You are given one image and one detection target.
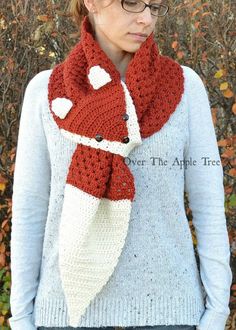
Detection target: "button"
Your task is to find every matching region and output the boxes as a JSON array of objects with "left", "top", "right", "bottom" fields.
[
  {"left": 122, "top": 136, "right": 129, "bottom": 144},
  {"left": 122, "top": 113, "right": 129, "bottom": 121},
  {"left": 95, "top": 134, "right": 103, "bottom": 142}
]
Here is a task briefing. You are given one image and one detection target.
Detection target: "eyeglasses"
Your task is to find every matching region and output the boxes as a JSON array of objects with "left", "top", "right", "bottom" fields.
[{"left": 121, "top": 0, "right": 169, "bottom": 17}]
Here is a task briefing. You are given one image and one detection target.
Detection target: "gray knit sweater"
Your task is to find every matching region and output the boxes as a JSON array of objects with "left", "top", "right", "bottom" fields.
[{"left": 9, "top": 65, "right": 232, "bottom": 330}]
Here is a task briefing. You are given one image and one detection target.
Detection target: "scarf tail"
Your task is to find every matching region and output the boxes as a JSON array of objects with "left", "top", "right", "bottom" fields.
[
  {"left": 59, "top": 194, "right": 132, "bottom": 326},
  {"left": 59, "top": 148, "right": 134, "bottom": 326}
]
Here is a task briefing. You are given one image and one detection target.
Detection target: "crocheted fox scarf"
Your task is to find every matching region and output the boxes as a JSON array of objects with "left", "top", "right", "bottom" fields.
[{"left": 48, "top": 14, "right": 184, "bottom": 327}]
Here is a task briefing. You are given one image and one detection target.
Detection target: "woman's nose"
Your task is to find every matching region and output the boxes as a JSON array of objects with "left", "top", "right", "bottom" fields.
[{"left": 136, "top": 6, "right": 153, "bottom": 25}]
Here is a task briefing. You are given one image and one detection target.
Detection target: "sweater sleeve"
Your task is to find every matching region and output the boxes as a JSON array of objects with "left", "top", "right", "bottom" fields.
[
  {"left": 183, "top": 66, "right": 233, "bottom": 330},
  {"left": 8, "top": 71, "right": 51, "bottom": 330}
]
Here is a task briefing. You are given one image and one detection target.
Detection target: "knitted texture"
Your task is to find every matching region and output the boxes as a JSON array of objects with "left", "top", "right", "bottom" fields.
[{"left": 48, "top": 15, "right": 184, "bottom": 327}]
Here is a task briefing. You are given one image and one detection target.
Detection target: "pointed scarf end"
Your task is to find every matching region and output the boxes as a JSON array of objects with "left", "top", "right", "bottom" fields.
[{"left": 67, "top": 306, "right": 87, "bottom": 327}]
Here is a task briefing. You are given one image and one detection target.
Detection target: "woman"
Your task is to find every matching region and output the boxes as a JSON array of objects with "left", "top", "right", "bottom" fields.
[{"left": 8, "top": 0, "right": 232, "bottom": 330}]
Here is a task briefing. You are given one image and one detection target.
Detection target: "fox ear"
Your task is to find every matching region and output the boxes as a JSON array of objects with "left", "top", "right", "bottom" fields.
[
  {"left": 51, "top": 97, "right": 73, "bottom": 119},
  {"left": 88, "top": 65, "right": 112, "bottom": 90}
]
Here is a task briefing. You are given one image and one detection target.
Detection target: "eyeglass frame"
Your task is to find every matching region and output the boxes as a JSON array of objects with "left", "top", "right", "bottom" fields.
[{"left": 120, "top": 0, "right": 169, "bottom": 17}]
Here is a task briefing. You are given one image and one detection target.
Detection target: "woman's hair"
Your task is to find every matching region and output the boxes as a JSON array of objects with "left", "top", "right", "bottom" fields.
[
  {"left": 68, "top": 0, "right": 89, "bottom": 31},
  {"left": 68, "top": 0, "right": 115, "bottom": 33}
]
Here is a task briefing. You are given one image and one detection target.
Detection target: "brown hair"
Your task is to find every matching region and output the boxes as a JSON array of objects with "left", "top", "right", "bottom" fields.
[
  {"left": 68, "top": 0, "right": 115, "bottom": 34},
  {"left": 68, "top": 0, "right": 89, "bottom": 32}
]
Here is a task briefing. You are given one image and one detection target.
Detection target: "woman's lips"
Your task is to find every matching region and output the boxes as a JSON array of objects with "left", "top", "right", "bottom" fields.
[{"left": 128, "top": 33, "right": 147, "bottom": 42}]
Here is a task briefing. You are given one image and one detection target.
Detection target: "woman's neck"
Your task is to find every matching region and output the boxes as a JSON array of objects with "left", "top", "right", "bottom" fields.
[{"left": 93, "top": 27, "right": 134, "bottom": 78}]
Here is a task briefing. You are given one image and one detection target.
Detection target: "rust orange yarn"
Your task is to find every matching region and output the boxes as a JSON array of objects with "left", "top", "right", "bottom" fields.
[
  {"left": 48, "top": 15, "right": 184, "bottom": 202},
  {"left": 47, "top": 14, "right": 185, "bottom": 327}
]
